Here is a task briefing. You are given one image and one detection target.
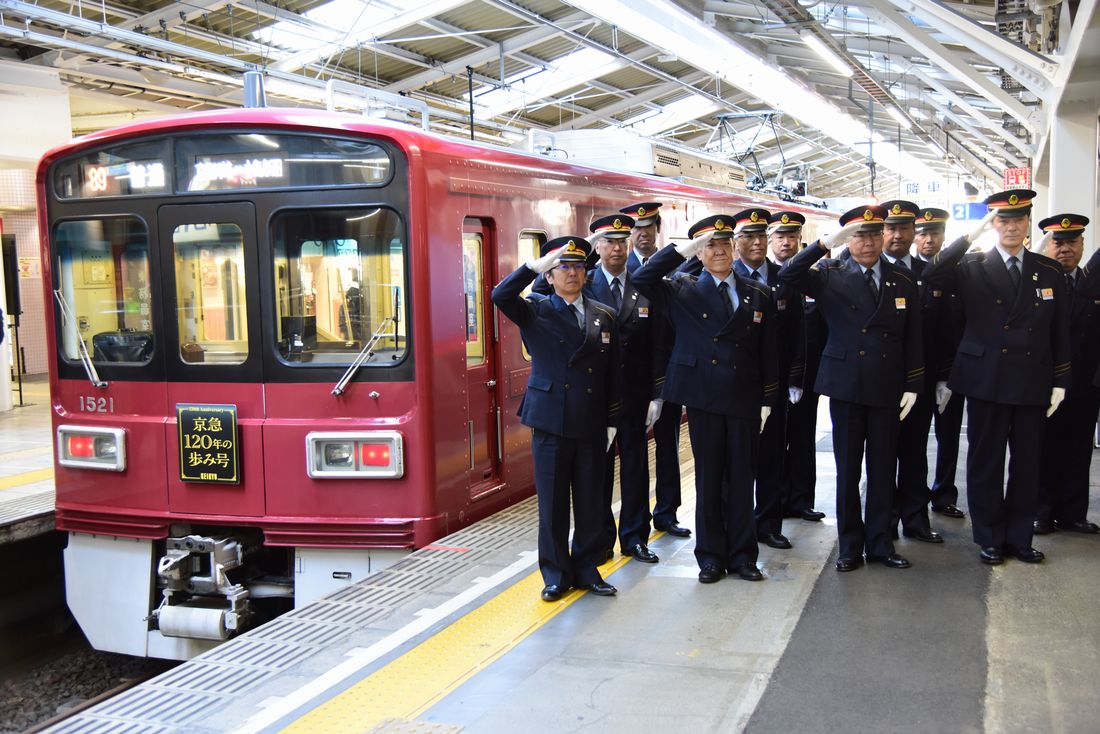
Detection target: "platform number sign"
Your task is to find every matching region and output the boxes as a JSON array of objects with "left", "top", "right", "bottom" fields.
[{"left": 177, "top": 404, "right": 240, "bottom": 483}]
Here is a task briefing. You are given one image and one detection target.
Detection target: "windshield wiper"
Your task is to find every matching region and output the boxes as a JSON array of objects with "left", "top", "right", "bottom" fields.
[
  {"left": 331, "top": 316, "right": 395, "bottom": 396},
  {"left": 54, "top": 288, "right": 107, "bottom": 389}
]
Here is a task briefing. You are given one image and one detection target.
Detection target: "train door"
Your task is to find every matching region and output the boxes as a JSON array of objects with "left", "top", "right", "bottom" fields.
[
  {"left": 156, "top": 203, "right": 267, "bottom": 516},
  {"left": 462, "top": 219, "right": 502, "bottom": 499}
]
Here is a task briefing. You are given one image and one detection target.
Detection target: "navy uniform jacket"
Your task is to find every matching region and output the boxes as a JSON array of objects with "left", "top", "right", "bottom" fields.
[
  {"left": 909, "top": 257, "right": 954, "bottom": 393},
  {"left": 762, "top": 260, "right": 802, "bottom": 382},
  {"left": 1065, "top": 248, "right": 1100, "bottom": 393},
  {"left": 632, "top": 246, "right": 779, "bottom": 417},
  {"left": 922, "top": 237, "right": 1071, "bottom": 406},
  {"left": 778, "top": 245, "right": 925, "bottom": 408},
  {"left": 588, "top": 269, "right": 667, "bottom": 416},
  {"left": 491, "top": 266, "right": 622, "bottom": 441}
]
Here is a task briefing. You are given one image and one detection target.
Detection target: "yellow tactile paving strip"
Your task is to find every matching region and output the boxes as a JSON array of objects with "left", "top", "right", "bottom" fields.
[
  {"left": 0, "top": 467, "right": 54, "bottom": 492},
  {"left": 281, "top": 551, "right": 639, "bottom": 734}
]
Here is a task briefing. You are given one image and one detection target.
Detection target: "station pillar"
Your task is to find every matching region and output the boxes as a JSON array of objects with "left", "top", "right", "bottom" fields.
[{"left": 1048, "top": 100, "right": 1099, "bottom": 255}]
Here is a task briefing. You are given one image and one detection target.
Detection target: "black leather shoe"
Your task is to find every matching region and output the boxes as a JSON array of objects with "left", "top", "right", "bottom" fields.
[
  {"left": 584, "top": 580, "right": 617, "bottom": 596},
  {"left": 1033, "top": 519, "right": 1056, "bottom": 534},
  {"left": 698, "top": 565, "right": 725, "bottom": 583},
  {"left": 657, "top": 522, "right": 692, "bottom": 538},
  {"left": 866, "top": 553, "right": 911, "bottom": 568},
  {"left": 733, "top": 563, "right": 764, "bottom": 581},
  {"left": 1005, "top": 546, "right": 1045, "bottom": 563},
  {"left": 1053, "top": 519, "right": 1100, "bottom": 534},
  {"left": 903, "top": 527, "right": 944, "bottom": 544},
  {"left": 626, "top": 542, "right": 659, "bottom": 563},
  {"left": 979, "top": 546, "right": 1003, "bottom": 565},
  {"left": 932, "top": 504, "right": 966, "bottom": 519},
  {"left": 541, "top": 584, "right": 564, "bottom": 602},
  {"left": 800, "top": 508, "right": 826, "bottom": 521},
  {"left": 759, "top": 532, "right": 792, "bottom": 549},
  {"left": 835, "top": 556, "right": 864, "bottom": 572}
]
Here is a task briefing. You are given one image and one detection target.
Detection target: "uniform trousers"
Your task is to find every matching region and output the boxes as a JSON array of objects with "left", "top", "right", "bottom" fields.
[
  {"left": 931, "top": 393, "right": 964, "bottom": 509},
  {"left": 1037, "top": 389, "right": 1100, "bottom": 524},
  {"left": 601, "top": 412, "right": 652, "bottom": 551},
  {"left": 651, "top": 402, "right": 684, "bottom": 527},
  {"left": 755, "top": 395, "right": 788, "bottom": 535},
  {"left": 965, "top": 398, "right": 1044, "bottom": 550},
  {"left": 531, "top": 429, "right": 606, "bottom": 588},
  {"left": 783, "top": 391, "right": 820, "bottom": 514},
  {"left": 829, "top": 399, "right": 899, "bottom": 559},
  {"left": 893, "top": 392, "right": 935, "bottom": 532},
  {"left": 687, "top": 408, "right": 759, "bottom": 570}
]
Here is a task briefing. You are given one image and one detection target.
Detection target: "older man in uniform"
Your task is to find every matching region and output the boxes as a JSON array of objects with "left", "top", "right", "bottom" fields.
[
  {"left": 733, "top": 209, "right": 798, "bottom": 549},
  {"left": 588, "top": 214, "right": 666, "bottom": 563},
  {"left": 633, "top": 213, "right": 778, "bottom": 583},
  {"left": 1035, "top": 214, "right": 1100, "bottom": 534},
  {"left": 621, "top": 202, "right": 692, "bottom": 539},
  {"left": 879, "top": 200, "right": 945, "bottom": 544},
  {"left": 912, "top": 208, "right": 968, "bottom": 520},
  {"left": 923, "top": 190, "right": 1071, "bottom": 565},
  {"left": 779, "top": 205, "right": 924, "bottom": 571},
  {"left": 491, "top": 237, "right": 622, "bottom": 601}
]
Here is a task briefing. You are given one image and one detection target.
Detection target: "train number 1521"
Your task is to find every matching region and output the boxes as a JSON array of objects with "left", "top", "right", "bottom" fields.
[{"left": 78, "top": 396, "right": 115, "bottom": 413}]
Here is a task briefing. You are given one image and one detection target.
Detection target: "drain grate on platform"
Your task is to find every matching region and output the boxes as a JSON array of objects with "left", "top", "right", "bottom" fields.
[
  {"left": 327, "top": 584, "right": 416, "bottom": 607},
  {"left": 202, "top": 638, "right": 318, "bottom": 669},
  {"left": 285, "top": 601, "right": 395, "bottom": 627},
  {"left": 92, "top": 688, "right": 221, "bottom": 725},
  {"left": 148, "top": 661, "right": 274, "bottom": 695},
  {"left": 249, "top": 617, "right": 355, "bottom": 646},
  {"left": 46, "top": 718, "right": 174, "bottom": 734}
]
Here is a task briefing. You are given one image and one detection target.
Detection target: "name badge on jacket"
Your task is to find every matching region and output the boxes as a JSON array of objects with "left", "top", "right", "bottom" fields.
[
  {"left": 753, "top": 311, "right": 763, "bottom": 323},
  {"left": 601, "top": 331, "right": 611, "bottom": 344},
  {"left": 638, "top": 306, "right": 649, "bottom": 318},
  {"left": 895, "top": 297, "right": 907, "bottom": 310},
  {"left": 777, "top": 299, "right": 787, "bottom": 311},
  {"left": 1038, "top": 288, "right": 1054, "bottom": 300}
]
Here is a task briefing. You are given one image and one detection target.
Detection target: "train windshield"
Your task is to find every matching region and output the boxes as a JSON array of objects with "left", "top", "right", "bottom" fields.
[
  {"left": 53, "top": 217, "right": 155, "bottom": 365},
  {"left": 272, "top": 206, "right": 406, "bottom": 366}
]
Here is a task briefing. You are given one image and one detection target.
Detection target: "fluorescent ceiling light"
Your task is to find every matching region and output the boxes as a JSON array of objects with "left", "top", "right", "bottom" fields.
[
  {"left": 473, "top": 47, "right": 626, "bottom": 118},
  {"left": 621, "top": 94, "right": 720, "bottom": 136},
  {"left": 801, "top": 33, "right": 854, "bottom": 78},
  {"left": 886, "top": 106, "right": 913, "bottom": 129},
  {"left": 757, "top": 142, "right": 814, "bottom": 168}
]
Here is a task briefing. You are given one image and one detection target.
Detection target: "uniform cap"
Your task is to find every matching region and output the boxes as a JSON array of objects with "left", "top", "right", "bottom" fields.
[
  {"left": 732, "top": 208, "right": 771, "bottom": 234},
  {"left": 984, "top": 189, "right": 1035, "bottom": 218},
  {"left": 687, "top": 215, "right": 736, "bottom": 240},
  {"left": 1038, "top": 213, "right": 1089, "bottom": 240},
  {"left": 881, "top": 200, "right": 920, "bottom": 223},
  {"left": 839, "top": 204, "right": 886, "bottom": 231},
  {"left": 589, "top": 214, "right": 635, "bottom": 239},
  {"left": 768, "top": 211, "right": 806, "bottom": 232},
  {"left": 542, "top": 236, "right": 592, "bottom": 262},
  {"left": 914, "top": 208, "right": 950, "bottom": 230},
  {"left": 620, "top": 202, "right": 662, "bottom": 227}
]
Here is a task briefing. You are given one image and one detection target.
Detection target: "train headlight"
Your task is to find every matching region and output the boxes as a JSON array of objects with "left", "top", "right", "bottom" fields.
[
  {"left": 306, "top": 431, "right": 404, "bottom": 479},
  {"left": 57, "top": 425, "right": 127, "bottom": 471}
]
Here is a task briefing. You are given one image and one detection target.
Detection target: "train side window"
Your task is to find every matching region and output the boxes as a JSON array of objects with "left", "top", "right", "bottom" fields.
[
  {"left": 463, "top": 233, "right": 485, "bottom": 366},
  {"left": 271, "top": 207, "right": 407, "bottom": 367},
  {"left": 53, "top": 217, "right": 155, "bottom": 365},
  {"left": 517, "top": 231, "right": 545, "bottom": 363},
  {"left": 171, "top": 223, "right": 250, "bottom": 365}
]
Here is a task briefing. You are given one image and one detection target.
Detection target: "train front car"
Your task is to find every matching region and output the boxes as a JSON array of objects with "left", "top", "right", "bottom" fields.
[{"left": 38, "top": 110, "right": 491, "bottom": 659}]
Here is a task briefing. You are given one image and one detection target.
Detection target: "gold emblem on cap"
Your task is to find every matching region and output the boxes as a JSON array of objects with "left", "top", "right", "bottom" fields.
[
  {"left": 637, "top": 206, "right": 646, "bottom": 216},
  {"left": 750, "top": 211, "right": 759, "bottom": 222},
  {"left": 862, "top": 209, "right": 874, "bottom": 222},
  {"left": 613, "top": 218, "right": 622, "bottom": 229},
  {"left": 924, "top": 211, "right": 933, "bottom": 221},
  {"left": 1061, "top": 217, "right": 1072, "bottom": 229},
  {"left": 565, "top": 240, "right": 577, "bottom": 252},
  {"left": 1008, "top": 194, "right": 1019, "bottom": 206},
  {"left": 892, "top": 204, "right": 902, "bottom": 215},
  {"left": 715, "top": 219, "right": 726, "bottom": 230},
  {"left": 781, "top": 214, "right": 790, "bottom": 224}
]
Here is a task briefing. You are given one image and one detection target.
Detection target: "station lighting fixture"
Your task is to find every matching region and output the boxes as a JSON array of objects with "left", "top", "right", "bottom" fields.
[
  {"left": 306, "top": 431, "right": 405, "bottom": 478},
  {"left": 800, "top": 32, "right": 855, "bottom": 79},
  {"left": 472, "top": 47, "right": 626, "bottom": 118}
]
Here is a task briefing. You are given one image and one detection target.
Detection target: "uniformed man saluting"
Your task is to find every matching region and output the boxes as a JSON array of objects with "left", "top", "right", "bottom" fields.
[
  {"left": 633, "top": 213, "right": 779, "bottom": 583},
  {"left": 779, "top": 205, "right": 924, "bottom": 572},
  {"left": 922, "top": 190, "right": 1071, "bottom": 565},
  {"left": 491, "top": 237, "right": 622, "bottom": 601}
]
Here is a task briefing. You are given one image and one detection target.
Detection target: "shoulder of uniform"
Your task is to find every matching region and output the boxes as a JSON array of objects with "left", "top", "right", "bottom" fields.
[
  {"left": 890, "top": 266, "right": 915, "bottom": 284},
  {"left": 742, "top": 278, "right": 771, "bottom": 296},
  {"left": 668, "top": 272, "right": 697, "bottom": 284},
  {"left": 590, "top": 300, "right": 617, "bottom": 317},
  {"left": 813, "top": 258, "right": 844, "bottom": 270},
  {"left": 1031, "top": 253, "right": 1064, "bottom": 275},
  {"left": 961, "top": 250, "right": 985, "bottom": 263},
  {"left": 527, "top": 292, "right": 550, "bottom": 303}
]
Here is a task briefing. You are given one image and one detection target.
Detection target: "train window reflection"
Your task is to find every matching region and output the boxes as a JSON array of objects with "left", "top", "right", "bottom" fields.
[
  {"left": 463, "top": 233, "right": 485, "bottom": 366},
  {"left": 172, "top": 223, "right": 250, "bottom": 365},
  {"left": 53, "top": 217, "right": 155, "bottom": 365},
  {"left": 272, "top": 207, "right": 406, "bottom": 366}
]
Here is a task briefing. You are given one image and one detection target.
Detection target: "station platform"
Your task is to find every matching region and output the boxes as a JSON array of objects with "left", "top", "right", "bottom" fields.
[
  {"left": 0, "top": 382, "right": 55, "bottom": 544},
  {"left": 47, "top": 408, "right": 1100, "bottom": 734}
]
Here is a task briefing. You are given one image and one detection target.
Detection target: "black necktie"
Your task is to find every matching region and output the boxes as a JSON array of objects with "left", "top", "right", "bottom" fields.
[
  {"left": 751, "top": 271, "right": 763, "bottom": 282},
  {"left": 865, "top": 268, "right": 879, "bottom": 303},
  {"left": 642, "top": 256, "right": 649, "bottom": 267},
  {"left": 610, "top": 278, "right": 622, "bottom": 309},
  {"left": 1066, "top": 271, "right": 1076, "bottom": 291},
  {"left": 896, "top": 258, "right": 909, "bottom": 270},
  {"left": 1008, "top": 256, "right": 1021, "bottom": 289},
  {"left": 718, "top": 281, "right": 733, "bottom": 319}
]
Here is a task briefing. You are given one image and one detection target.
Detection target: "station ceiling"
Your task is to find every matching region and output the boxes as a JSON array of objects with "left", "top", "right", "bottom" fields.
[{"left": 0, "top": 0, "right": 1090, "bottom": 200}]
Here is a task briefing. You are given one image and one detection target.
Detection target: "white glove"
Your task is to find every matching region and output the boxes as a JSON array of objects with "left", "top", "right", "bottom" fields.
[
  {"left": 1038, "top": 231, "right": 1054, "bottom": 254},
  {"left": 1047, "top": 387, "right": 1066, "bottom": 418},
  {"left": 645, "top": 399, "right": 664, "bottom": 428},
  {"left": 899, "top": 391, "right": 918, "bottom": 421},
  {"left": 528, "top": 247, "right": 563, "bottom": 274},
  {"left": 674, "top": 230, "right": 714, "bottom": 259},
  {"left": 824, "top": 221, "right": 864, "bottom": 249},
  {"left": 606, "top": 426, "right": 618, "bottom": 452},
  {"left": 966, "top": 209, "right": 996, "bottom": 244},
  {"left": 935, "top": 381, "right": 952, "bottom": 414},
  {"left": 788, "top": 386, "right": 803, "bottom": 405},
  {"left": 759, "top": 406, "right": 772, "bottom": 433}
]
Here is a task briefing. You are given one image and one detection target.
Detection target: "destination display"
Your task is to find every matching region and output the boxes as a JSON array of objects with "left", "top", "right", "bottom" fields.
[{"left": 177, "top": 403, "right": 240, "bottom": 483}]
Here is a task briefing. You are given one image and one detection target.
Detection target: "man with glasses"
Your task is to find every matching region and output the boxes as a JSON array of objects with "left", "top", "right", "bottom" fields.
[
  {"left": 633, "top": 213, "right": 778, "bottom": 584},
  {"left": 492, "top": 237, "right": 622, "bottom": 601}
]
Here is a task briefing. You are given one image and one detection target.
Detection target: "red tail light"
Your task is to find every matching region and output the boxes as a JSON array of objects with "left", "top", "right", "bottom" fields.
[
  {"left": 68, "top": 435, "right": 96, "bottom": 458},
  {"left": 360, "top": 443, "right": 391, "bottom": 467}
]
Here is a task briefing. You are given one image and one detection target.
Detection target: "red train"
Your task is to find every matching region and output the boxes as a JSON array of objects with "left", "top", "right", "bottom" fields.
[{"left": 37, "top": 107, "right": 826, "bottom": 658}]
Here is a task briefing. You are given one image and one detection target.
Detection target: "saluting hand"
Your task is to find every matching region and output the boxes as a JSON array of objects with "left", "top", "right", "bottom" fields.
[
  {"left": 528, "top": 247, "right": 563, "bottom": 274},
  {"left": 966, "top": 209, "right": 996, "bottom": 244},
  {"left": 1037, "top": 231, "right": 1054, "bottom": 254},
  {"left": 674, "top": 230, "right": 714, "bottom": 259},
  {"left": 822, "top": 221, "right": 863, "bottom": 250}
]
